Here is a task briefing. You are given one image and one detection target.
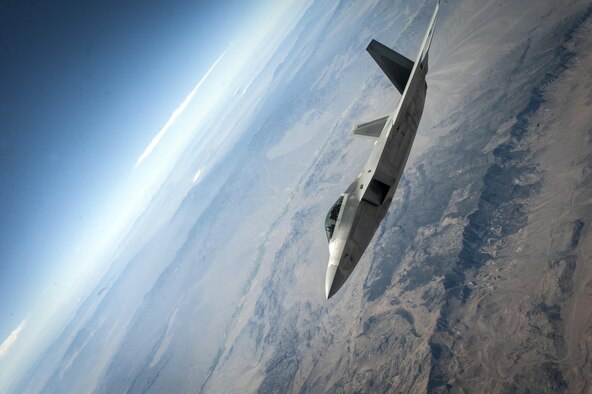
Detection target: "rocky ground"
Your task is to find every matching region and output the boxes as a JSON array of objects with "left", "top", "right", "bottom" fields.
[
  {"left": 203, "top": 1, "right": 592, "bottom": 393},
  {"left": 427, "top": 10, "right": 592, "bottom": 393}
]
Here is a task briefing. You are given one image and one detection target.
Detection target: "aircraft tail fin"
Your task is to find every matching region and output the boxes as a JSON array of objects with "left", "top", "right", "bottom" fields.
[
  {"left": 350, "top": 116, "right": 389, "bottom": 139},
  {"left": 367, "top": 40, "right": 414, "bottom": 94}
]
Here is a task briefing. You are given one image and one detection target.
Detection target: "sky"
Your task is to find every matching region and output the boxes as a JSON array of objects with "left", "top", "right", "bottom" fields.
[{"left": 0, "top": 0, "right": 300, "bottom": 372}]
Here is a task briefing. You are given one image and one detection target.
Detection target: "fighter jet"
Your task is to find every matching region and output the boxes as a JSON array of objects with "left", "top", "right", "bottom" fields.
[{"left": 324, "top": 2, "right": 439, "bottom": 299}]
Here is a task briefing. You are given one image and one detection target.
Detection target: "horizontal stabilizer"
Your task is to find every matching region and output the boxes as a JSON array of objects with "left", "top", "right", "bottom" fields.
[
  {"left": 350, "top": 116, "right": 389, "bottom": 139},
  {"left": 367, "top": 40, "right": 414, "bottom": 94}
]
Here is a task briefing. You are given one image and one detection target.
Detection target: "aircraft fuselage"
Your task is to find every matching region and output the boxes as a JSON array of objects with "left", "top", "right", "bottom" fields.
[{"left": 325, "top": 2, "right": 438, "bottom": 299}]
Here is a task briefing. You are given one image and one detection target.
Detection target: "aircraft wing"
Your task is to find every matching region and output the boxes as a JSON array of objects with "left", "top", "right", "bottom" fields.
[{"left": 419, "top": 0, "right": 439, "bottom": 67}]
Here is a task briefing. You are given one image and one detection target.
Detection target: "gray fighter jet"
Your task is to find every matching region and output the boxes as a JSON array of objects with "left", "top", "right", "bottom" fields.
[{"left": 324, "top": 2, "right": 439, "bottom": 299}]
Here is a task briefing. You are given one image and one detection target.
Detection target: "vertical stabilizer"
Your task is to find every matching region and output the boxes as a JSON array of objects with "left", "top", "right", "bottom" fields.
[{"left": 367, "top": 40, "right": 414, "bottom": 94}]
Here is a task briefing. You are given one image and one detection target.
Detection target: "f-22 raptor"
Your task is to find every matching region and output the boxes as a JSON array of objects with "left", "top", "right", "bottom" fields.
[{"left": 324, "top": 2, "right": 439, "bottom": 299}]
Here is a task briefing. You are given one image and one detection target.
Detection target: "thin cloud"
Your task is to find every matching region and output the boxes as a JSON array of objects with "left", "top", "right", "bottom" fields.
[
  {"left": 134, "top": 47, "right": 229, "bottom": 168},
  {"left": 0, "top": 320, "right": 26, "bottom": 359},
  {"left": 192, "top": 168, "right": 204, "bottom": 183}
]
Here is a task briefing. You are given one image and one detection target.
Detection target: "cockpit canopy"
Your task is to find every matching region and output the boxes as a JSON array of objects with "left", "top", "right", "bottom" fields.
[{"left": 325, "top": 196, "right": 344, "bottom": 242}]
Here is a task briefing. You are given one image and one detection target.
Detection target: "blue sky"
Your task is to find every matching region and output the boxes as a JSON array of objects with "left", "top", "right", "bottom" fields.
[{"left": 0, "top": 0, "right": 291, "bottom": 353}]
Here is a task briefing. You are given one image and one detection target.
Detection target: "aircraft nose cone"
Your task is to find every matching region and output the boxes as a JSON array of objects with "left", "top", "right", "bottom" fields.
[
  {"left": 325, "top": 263, "right": 337, "bottom": 299},
  {"left": 325, "top": 260, "right": 348, "bottom": 300}
]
